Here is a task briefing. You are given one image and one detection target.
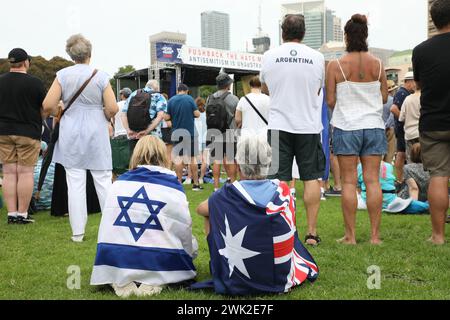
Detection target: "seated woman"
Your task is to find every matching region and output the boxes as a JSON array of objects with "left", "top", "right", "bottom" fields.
[
  {"left": 398, "top": 143, "right": 430, "bottom": 203},
  {"left": 91, "top": 136, "right": 198, "bottom": 298},
  {"left": 196, "top": 134, "right": 318, "bottom": 296},
  {"left": 357, "top": 159, "right": 429, "bottom": 214}
]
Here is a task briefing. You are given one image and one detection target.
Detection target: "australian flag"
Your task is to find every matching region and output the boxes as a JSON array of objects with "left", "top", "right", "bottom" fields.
[{"left": 204, "top": 181, "right": 319, "bottom": 296}]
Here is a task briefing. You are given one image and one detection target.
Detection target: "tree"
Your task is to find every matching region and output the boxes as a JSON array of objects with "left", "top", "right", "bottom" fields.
[
  {"left": 0, "top": 56, "right": 73, "bottom": 90},
  {"left": 199, "top": 85, "right": 216, "bottom": 100},
  {"left": 110, "top": 65, "right": 136, "bottom": 95}
]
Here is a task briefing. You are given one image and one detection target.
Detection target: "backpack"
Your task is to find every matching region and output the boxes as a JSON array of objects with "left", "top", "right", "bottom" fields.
[
  {"left": 206, "top": 92, "right": 230, "bottom": 133},
  {"left": 127, "top": 90, "right": 154, "bottom": 132}
]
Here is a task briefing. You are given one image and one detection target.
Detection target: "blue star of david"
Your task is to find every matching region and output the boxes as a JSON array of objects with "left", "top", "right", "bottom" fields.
[{"left": 114, "top": 186, "right": 166, "bottom": 242}]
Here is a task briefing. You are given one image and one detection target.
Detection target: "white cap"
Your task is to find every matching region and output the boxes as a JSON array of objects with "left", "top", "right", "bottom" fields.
[
  {"left": 404, "top": 71, "right": 414, "bottom": 81},
  {"left": 385, "top": 197, "right": 413, "bottom": 213}
]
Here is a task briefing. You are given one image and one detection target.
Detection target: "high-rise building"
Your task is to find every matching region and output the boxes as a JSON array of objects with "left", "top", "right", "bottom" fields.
[
  {"left": 428, "top": 0, "right": 438, "bottom": 38},
  {"left": 281, "top": 1, "right": 343, "bottom": 49},
  {"left": 201, "top": 11, "right": 230, "bottom": 50},
  {"left": 149, "top": 31, "right": 187, "bottom": 65},
  {"left": 333, "top": 16, "right": 343, "bottom": 42}
]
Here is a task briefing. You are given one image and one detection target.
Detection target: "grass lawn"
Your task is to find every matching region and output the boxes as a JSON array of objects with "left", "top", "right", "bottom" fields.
[{"left": 0, "top": 183, "right": 449, "bottom": 300}]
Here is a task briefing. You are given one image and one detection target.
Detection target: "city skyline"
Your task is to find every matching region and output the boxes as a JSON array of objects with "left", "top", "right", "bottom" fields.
[
  {"left": 281, "top": 1, "right": 344, "bottom": 49},
  {"left": 0, "top": 0, "right": 429, "bottom": 75},
  {"left": 201, "top": 11, "right": 231, "bottom": 50}
]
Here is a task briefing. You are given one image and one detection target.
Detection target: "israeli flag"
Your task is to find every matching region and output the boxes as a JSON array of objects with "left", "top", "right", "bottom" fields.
[{"left": 91, "top": 166, "right": 197, "bottom": 287}]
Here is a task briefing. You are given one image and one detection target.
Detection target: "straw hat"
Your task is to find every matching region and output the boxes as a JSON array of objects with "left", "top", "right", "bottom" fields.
[{"left": 387, "top": 80, "right": 399, "bottom": 93}]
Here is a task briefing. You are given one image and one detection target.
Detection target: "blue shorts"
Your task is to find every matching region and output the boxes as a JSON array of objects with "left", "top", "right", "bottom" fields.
[{"left": 333, "top": 128, "right": 387, "bottom": 157}]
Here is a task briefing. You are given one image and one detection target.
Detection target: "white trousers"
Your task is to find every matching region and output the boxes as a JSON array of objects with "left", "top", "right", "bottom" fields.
[{"left": 65, "top": 168, "right": 112, "bottom": 236}]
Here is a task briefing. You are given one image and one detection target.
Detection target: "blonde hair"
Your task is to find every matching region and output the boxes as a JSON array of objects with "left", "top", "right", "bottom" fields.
[{"left": 129, "top": 136, "right": 169, "bottom": 170}]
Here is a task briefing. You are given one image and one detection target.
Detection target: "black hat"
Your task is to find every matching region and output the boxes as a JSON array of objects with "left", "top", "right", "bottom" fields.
[
  {"left": 216, "top": 73, "right": 233, "bottom": 88},
  {"left": 8, "top": 48, "right": 32, "bottom": 64},
  {"left": 178, "top": 83, "right": 189, "bottom": 92}
]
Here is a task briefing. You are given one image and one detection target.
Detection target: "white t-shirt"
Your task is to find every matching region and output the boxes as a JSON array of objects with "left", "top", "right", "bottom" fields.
[
  {"left": 260, "top": 43, "right": 325, "bottom": 134},
  {"left": 114, "top": 101, "right": 128, "bottom": 138},
  {"left": 195, "top": 112, "right": 207, "bottom": 146},
  {"left": 236, "top": 92, "right": 270, "bottom": 135}
]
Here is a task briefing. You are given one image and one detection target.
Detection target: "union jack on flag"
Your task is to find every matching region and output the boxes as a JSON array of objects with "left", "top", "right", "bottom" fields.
[
  {"left": 267, "top": 182, "right": 319, "bottom": 292},
  {"left": 198, "top": 180, "right": 319, "bottom": 296}
]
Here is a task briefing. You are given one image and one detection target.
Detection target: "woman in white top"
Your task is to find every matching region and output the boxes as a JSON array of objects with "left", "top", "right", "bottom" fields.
[
  {"left": 235, "top": 76, "right": 270, "bottom": 136},
  {"left": 326, "top": 15, "right": 388, "bottom": 245},
  {"left": 195, "top": 97, "right": 208, "bottom": 184},
  {"left": 43, "top": 34, "right": 118, "bottom": 242}
]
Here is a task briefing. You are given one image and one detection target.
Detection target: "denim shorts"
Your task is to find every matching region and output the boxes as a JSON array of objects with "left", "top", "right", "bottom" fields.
[{"left": 333, "top": 128, "right": 387, "bottom": 157}]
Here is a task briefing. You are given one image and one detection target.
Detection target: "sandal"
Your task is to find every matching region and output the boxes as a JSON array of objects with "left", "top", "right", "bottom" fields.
[{"left": 305, "top": 234, "right": 321, "bottom": 246}]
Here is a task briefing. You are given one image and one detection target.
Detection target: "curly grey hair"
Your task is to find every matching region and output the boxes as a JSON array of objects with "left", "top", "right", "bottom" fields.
[
  {"left": 236, "top": 134, "right": 272, "bottom": 180},
  {"left": 66, "top": 34, "right": 92, "bottom": 63}
]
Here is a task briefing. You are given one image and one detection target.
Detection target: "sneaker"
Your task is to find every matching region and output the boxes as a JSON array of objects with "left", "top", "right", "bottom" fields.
[
  {"left": 324, "top": 188, "right": 342, "bottom": 198},
  {"left": 193, "top": 185, "right": 204, "bottom": 192},
  {"left": 136, "top": 284, "right": 163, "bottom": 297},
  {"left": 7, "top": 216, "right": 17, "bottom": 225},
  {"left": 71, "top": 235, "right": 84, "bottom": 243},
  {"left": 183, "top": 178, "right": 192, "bottom": 185},
  {"left": 112, "top": 283, "right": 138, "bottom": 299},
  {"left": 15, "top": 216, "right": 35, "bottom": 224}
]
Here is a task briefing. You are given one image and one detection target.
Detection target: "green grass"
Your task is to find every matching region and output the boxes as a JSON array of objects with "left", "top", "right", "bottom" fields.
[{"left": 0, "top": 183, "right": 449, "bottom": 300}]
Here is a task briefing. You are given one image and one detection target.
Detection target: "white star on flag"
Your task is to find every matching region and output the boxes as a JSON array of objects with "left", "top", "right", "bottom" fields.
[{"left": 219, "top": 215, "right": 261, "bottom": 279}]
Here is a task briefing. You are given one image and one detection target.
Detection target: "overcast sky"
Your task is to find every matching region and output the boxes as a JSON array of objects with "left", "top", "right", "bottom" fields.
[{"left": 1, "top": 0, "right": 428, "bottom": 75}]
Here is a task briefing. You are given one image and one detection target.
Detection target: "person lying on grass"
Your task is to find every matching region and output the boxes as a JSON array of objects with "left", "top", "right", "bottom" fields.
[
  {"left": 91, "top": 136, "right": 198, "bottom": 298},
  {"left": 196, "top": 134, "right": 319, "bottom": 296}
]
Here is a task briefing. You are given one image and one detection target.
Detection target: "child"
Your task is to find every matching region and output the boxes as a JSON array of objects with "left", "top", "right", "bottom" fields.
[{"left": 357, "top": 161, "right": 429, "bottom": 214}]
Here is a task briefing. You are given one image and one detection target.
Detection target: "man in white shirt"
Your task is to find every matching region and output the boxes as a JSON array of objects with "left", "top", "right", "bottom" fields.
[
  {"left": 235, "top": 76, "right": 270, "bottom": 136},
  {"left": 115, "top": 88, "right": 132, "bottom": 138},
  {"left": 261, "top": 14, "right": 326, "bottom": 246},
  {"left": 399, "top": 89, "right": 422, "bottom": 163}
]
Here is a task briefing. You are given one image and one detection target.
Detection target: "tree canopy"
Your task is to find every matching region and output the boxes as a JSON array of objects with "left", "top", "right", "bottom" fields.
[
  {"left": 110, "top": 65, "right": 136, "bottom": 95},
  {"left": 0, "top": 56, "right": 74, "bottom": 90}
]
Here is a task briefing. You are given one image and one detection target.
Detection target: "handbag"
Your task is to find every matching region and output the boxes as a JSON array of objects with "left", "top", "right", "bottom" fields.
[
  {"left": 244, "top": 95, "right": 268, "bottom": 126},
  {"left": 51, "top": 69, "right": 98, "bottom": 144}
]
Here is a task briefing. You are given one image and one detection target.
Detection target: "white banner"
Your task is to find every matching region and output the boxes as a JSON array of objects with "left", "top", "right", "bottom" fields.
[{"left": 180, "top": 46, "right": 263, "bottom": 71}]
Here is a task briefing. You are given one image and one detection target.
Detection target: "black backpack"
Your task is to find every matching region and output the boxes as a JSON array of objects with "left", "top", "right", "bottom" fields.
[
  {"left": 206, "top": 92, "right": 230, "bottom": 133},
  {"left": 127, "top": 90, "right": 154, "bottom": 132}
]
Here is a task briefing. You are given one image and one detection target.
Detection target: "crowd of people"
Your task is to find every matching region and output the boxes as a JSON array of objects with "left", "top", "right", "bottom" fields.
[{"left": 0, "top": 0, "right": 449, "bottom": 297}]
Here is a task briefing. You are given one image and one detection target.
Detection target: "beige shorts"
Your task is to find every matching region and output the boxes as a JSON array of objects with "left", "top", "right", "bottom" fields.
[
  {"left": 0, "top": 135, "right": 41, "bottom": 167},
  {"left": 420, "top": 131, "right": 450, "bottom": 178}
]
